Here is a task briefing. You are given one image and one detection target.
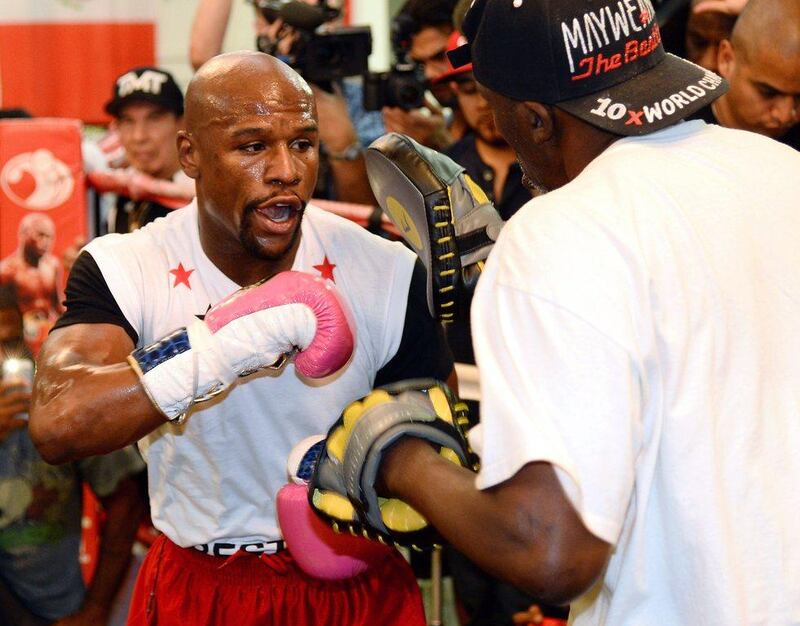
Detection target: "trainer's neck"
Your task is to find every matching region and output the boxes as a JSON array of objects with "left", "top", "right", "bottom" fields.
[{"left": 557, "top": 111, "right": 620, "bottom": 183}]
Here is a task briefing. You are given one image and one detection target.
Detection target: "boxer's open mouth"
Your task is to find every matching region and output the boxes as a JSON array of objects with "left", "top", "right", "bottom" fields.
[
  {"left": 256, "top": 196, "right": 303, "bottom": 223},
  {"left": 261, "top": 204, "right": 294, "bottom": 223}
]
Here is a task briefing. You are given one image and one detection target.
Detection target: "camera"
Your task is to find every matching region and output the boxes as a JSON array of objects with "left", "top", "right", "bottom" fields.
[
  {"left": 362, "top": 13, "right": 426, "bottom": 111},
  {"left": 362, "top": 64, "right": 426, "bottom": 111},
  {"left": 254, "top": 1, "right": 372, "bottom": 85},
  {"left": 290, "top": 26, "right": 372, "bottom": 85}
]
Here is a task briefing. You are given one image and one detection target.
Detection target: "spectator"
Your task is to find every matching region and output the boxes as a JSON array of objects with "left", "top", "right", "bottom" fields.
[
  {"left": 0, "top": 286, "right": 146, "bottom": 626},
  {"left": 103, "top": 66, "right": 193, "bottom": 233},
  {"left": 691, "top": 0, "right": 800, "bottom": 149},
  {"left": 684, "top": 0, "right": 740, "bottom": 73},
  {"left": 384, "top": 0, "right": 466, "bottom": 149}
]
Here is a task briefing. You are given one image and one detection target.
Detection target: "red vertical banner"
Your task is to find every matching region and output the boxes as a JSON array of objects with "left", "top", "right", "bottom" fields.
[{"left": 0, "top": 118, "right": 87, "bottom": 355}]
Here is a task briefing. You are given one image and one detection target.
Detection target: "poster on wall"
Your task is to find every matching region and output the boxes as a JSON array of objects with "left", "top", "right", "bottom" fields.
[
  {"left": 0, "top": 0, "right": 156, "bottom": 124},
  {"left": 0, "top": 118, "right": 87, "bottom": 356}
]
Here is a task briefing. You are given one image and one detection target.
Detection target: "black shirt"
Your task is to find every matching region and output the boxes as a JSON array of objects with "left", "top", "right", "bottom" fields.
[
  {"left": 53, "top": 251, "right": 453, "bottom": 386},
  {"left": 112, "top": 196, "right": 172, "bottom": 233},
  {"left": 445, "top": 132, "right": 532, "bottom": 221}
]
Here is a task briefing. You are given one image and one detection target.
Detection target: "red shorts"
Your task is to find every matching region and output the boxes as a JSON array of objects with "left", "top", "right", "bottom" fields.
[{"left": 126, "top": 535, "right": 427, "bottom": 626}]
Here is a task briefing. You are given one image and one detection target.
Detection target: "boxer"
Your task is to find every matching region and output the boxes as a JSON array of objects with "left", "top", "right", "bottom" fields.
[{"left": 29, "top": 51, "right": 453, "bottom": 626}]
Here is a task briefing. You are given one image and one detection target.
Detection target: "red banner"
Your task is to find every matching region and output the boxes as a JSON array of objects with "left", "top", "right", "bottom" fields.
[
  {"left": 0, "top": 23, "right": 154, "bottom": 124},
  {"left": 0, "top": 1, "right": 156, "bottom": 124},
  {"left": 0, "top": 118, "right": 87, "bottom": 355}
]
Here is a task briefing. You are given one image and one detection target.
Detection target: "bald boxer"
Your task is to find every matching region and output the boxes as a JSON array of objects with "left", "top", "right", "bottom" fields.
[
  {"left": 692, "top": 0, "right": 800, "bottom": 149},
  {"left": 365, "top": 0, "right": 800, "bottom": 624},
  {"left": 30, "top": 52, "right": 452, "bottom": 626},
  {"left": 0, "top": 213, "right": 63, "bottom": 356}
]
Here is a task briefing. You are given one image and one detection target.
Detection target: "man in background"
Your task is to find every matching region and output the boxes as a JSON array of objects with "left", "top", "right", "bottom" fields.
[
  {"left": 103, "top": 66, "right": 194, "bottom": 233},
  {"left": 691, "top": 0, "right": 800, "bottom": 149},
  {"left": 384, "top": 0, "right": 466, "bottom": 150},
  {"left": 0, "top": 286, "right": 146, "bottom": 626}
]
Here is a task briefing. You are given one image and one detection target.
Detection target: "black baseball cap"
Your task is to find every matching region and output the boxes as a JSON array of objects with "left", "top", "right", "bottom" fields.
[
  {"left": 105, "top": 66, "right": 184, "bottom": 117},
  {"left": 452, "top": 0, "right": 728, "bottom": 136}
]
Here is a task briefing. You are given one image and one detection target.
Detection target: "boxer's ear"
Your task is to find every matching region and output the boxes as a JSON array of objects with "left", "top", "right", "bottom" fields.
[
  {"left": 717, "top": 39, "right": 734, "bottom": 79},
  {"left": 177, "top": 130, "right": 199, "bottom": 179}
]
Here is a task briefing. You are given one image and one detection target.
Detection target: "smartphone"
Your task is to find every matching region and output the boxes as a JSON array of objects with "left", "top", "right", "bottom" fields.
[
  {"left": 2, "top": 357, "right": 34, "bottom": 388},
  {"left": 2, "top": 357, "right": 34, "bottom": 421}
]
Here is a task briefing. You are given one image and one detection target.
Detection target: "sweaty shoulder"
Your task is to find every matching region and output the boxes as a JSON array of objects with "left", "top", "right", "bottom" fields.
[{"left": 83, "top": 203, "right": 199, "bottom": 338}]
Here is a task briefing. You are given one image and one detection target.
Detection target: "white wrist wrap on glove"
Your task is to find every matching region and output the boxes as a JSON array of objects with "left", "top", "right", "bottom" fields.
[{"left": 136, "top": 303, "right": 317, "bottom": 421}]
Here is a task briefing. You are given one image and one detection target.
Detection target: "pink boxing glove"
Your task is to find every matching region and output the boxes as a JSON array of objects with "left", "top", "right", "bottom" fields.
[
  {"left": 128, "top": 271, "right": 355, "bottom": 422},
  {"left": 277, "top": 483, "right": 393, "bottom": 580},
  {"left": 276, "top": 436, "right": 393, "bottom": 580}
]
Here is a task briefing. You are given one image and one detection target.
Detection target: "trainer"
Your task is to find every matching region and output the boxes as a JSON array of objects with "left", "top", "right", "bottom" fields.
[
  {"left": 364, "top": 0, "right": 800, "bottom": 624},
  {"left": 29, "top": 51, "right": 451, "bottom": 626}
]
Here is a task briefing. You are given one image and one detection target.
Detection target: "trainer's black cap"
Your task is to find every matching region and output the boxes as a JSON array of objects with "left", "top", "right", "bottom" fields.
[
  {"left": 452, "top": 0, "right": 728, "bottom": 136},
  {"left": 105, "top": 66, "right": 184, "bottom": 117}
]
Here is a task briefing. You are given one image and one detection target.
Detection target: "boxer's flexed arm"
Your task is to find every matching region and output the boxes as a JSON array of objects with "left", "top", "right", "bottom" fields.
[
  {"left": 30, "top": 271, "right": 355, "bottom": 464},
  {"left": 30, "top": 322, "right": 162, "bottom": 464}
]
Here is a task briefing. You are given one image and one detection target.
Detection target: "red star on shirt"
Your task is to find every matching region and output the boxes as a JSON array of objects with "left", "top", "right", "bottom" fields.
[
  {"left": 169, "top": 262, "right": 194, "bottom": 289},
  {"left": 313, "top": 256, "right": 336, "bottom": 282}
]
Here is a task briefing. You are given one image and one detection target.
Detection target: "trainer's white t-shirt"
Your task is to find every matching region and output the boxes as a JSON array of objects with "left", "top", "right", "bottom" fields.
[
  {"left": 85, "top": 202, "right": 417, "bottom": 548},
  {"left": 471, "top": 121, "right": 800, "bottom": 625}
]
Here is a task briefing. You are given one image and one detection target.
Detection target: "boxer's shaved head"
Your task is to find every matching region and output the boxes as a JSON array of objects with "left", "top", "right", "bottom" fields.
[
  {"left": 715, "top": 0, "right": 800, "bottom": 137},
  {"left": 184, "top": 51, "right": 315, "bottom": 137}
]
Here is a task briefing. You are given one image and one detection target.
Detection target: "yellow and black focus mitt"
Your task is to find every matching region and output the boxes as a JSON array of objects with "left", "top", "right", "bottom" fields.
[
  {"left": 309, "top": 379, "right": 479, "bottom": 551},
  {"left": 365, "top": 133, "right": 505, "bottom": 326}
]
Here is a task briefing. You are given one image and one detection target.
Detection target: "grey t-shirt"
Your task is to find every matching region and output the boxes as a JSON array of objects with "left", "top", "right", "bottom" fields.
[{"left": 0, "top": 428, "right": 144, "bottom": 620}]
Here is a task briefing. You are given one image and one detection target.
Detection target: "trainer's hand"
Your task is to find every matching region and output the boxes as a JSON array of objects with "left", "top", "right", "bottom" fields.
[
  {"left": 365, "top": 133, "right": 505, "bottom": 324},
  {"left": 309, "top": 379, "right": 478, "bottom": 549},
  {"left": 0, "top": 380, "right": 29, "bottom": 443},
  {"left": 128, "top": 271, "right": 355, "bottom": 421}
]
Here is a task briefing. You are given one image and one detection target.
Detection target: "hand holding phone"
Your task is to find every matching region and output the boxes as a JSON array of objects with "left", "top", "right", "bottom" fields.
[{"left": 1, "top": 358, "right": 34, "bottom": 427}]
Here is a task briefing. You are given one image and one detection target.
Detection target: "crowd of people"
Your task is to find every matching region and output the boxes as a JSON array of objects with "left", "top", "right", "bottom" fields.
[{"left": 1, "top": 0, "right": 799, "bottom": 624}]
